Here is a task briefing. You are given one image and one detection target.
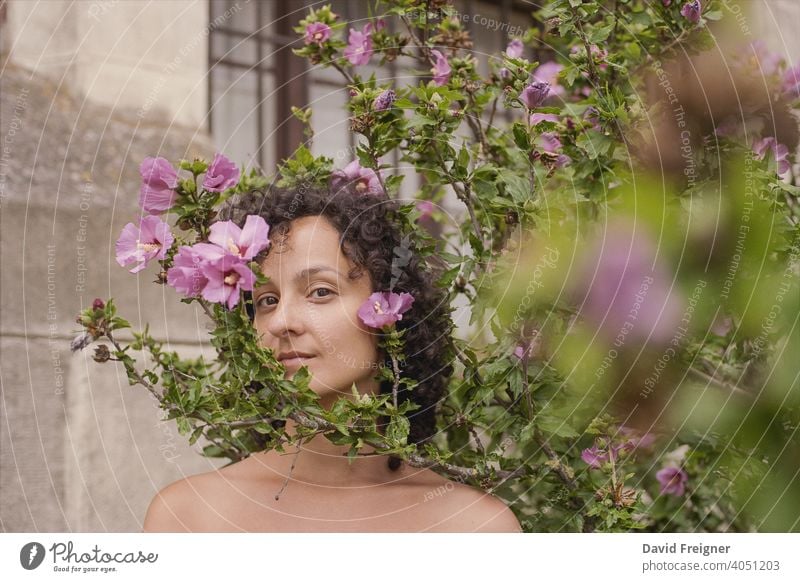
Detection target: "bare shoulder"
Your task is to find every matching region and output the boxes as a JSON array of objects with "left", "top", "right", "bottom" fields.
[
  {"left": 421, "top": 480, "right": 523, "bottom": 533},
  {"left": 142, "top": 469, "right": 231, "bottom": 532}
]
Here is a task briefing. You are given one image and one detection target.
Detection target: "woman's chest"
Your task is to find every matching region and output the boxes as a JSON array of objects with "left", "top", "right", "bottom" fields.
[{"left": 195, "top": 479, "right": 453, "bottom": 532}]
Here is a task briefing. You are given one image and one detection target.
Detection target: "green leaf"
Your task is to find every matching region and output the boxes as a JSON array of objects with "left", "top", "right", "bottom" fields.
[
  {"left": 109, "top": 317, "right": 131, "bottom": 331},
  {"left": 498, "top": 168, "right": 532, "bottom": 204},
  {"left": 202, "top": 445, "right": 226, "bottom": 458},
  {"left": 512, "top": 122, "right": 530, "bottom": 150},
  {"left": 564, "top": 65, "right": 580, "bottom": 86},
  {"left": 454, "top": 143, "right": 470, "bottom": 179},
  {"left": 387, "top": 414, "right": 410, "bottom": 444},
  {"left": 537, "top": 415, "right": 580, "bottom": 439},
  {"left": 576, "top": 131, "right": 613, "bottom": 159},
  {"left": 189, "top": 426, "right": 204, "bottom": 445},
  {"left": 588, "top": 22, "right": 615, "bottom": 44}
]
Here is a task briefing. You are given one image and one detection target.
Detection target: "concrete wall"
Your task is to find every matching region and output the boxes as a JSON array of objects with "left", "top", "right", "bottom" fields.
[
  {"left": 1, "top": 0, "right": 225, "bottom": 533},
  {"left": 4, "top": 0, "right": 210, "bottom": 129}
]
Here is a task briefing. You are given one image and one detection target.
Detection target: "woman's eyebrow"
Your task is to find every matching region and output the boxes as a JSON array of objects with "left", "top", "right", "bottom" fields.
[
  {"left": 255, "top": 266, "right": 345, "bottom": 291},
  {"left": 294, "top": 266, "right": 344, "bottom": 281}
]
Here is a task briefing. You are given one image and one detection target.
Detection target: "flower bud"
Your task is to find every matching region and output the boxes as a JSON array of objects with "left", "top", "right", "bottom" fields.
[
  {"left": 93, "top": 344, "right": 111, "bottom": 363},
  {"left": 92, "top": 298, "right": 105, "bottom": 311},
  {"left": 520, "top": 81, "right": 550, "bottom": 109},
  {"left": 373, "top": 89, "right": 397, "bottom": 112},
  {"left": 177, "top": 217, "right": 193, "bottom": 231}
]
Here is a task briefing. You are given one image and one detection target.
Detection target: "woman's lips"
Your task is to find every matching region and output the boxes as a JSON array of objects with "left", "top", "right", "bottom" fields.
[{"left": 281, "top": 355, "right": 315, "bottom": 368}]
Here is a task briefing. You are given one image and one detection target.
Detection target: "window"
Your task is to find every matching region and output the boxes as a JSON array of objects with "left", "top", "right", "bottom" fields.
[{"left": 208, "top": 0, "right": 537, "bottom": 196}]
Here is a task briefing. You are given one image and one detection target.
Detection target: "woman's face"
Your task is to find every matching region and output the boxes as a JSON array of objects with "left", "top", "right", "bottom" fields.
[{"left": 253, "top": 215, "right": 381, "bottom": 401}]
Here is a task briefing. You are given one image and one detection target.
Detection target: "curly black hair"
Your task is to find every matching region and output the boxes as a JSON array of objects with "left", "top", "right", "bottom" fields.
[{"left": 218, "top": 183, "right": 455, "bottom": 470}]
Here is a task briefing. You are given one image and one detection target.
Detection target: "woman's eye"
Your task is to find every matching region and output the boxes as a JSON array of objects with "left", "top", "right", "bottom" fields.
[
  {"left": 311, "top": 288, "right": 333, "bottom": 298},
  {"left": 256, "top": 296, "right": 277, "bottom": 308}
]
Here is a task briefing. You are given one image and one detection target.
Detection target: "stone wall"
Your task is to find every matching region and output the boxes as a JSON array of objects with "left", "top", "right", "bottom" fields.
[{"left": 1, "top": 1, "right": 227, "bottom": 533}]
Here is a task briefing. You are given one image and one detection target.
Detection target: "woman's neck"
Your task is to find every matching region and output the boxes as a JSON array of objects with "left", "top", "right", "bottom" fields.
[{"left": 253, "top": 387, "right": 405, "bottom": 488}]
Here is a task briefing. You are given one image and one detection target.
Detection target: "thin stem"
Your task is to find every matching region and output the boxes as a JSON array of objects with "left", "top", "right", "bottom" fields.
[
  {"left": 389, "top": 351, "right": 401, "bottom": 409},
  {"left": 105, "top": 330, "right": 160, "bottom": 401},
  {"left": 274, "top": 442, "right": 303, "bottom": 501},
  {"left": 468, "top": 424, "right": 486, "bottom": 456},
  {"left": 430, "top": 141, "right": 483, "bottom": 244},
  {"left": 330, "top": 59, "right": 356, "bottom": 85},
  {"left": 687, "top": 366, "right": 752, "bottom": 398},
  {"left": 464, "top": 91, "right": 489, "bottom": 158},
  {"left": 198, "top": 300, "right": 216, "bottom": 322},
  {"left": 574, "top": 17, "right": 600, "bottom": 86},
  {"left": 486, "top": 95, "right": 499, "bottom": 131},
  {"left": 521, "top": 355, "right": 533, "bottom": 421},
  {"left": 524, "top": 110, "right": 536, "bottom": 200},
  {"left": 400, "top": 14, "right": 435, "bottom": 64},
  {"left": 368, "top": 144, "right": 389, "bottom": 196},
  {"left": 288, "top": 409, "right": 526, "bottom": 486},
  {"left": 536, "top": 433, "right": 578, "bottom": 489}
]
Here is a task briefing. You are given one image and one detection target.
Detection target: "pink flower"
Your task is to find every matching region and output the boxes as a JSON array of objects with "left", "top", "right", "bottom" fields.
[
  {"left": 330, "top": 160, "right": 383, "bottom": 195},
  {"left": 581, "top": 444, "right": 621, "bottom": 469},
  {"left": 782, "top": 63, "right": 800, "bottom": 99},
  {"left": 344, "top": 23, "right": 374, "bottom": 66},
  {"left": 202, "top": 153, "right": 240, "bottom": 193},
  {"left": 662, "top": 0, "right": 672, "bottom": 5},
  {"left": 714, "top": 116, "right": 740, "bottom": 138},
  {"left": 572, "top": 218, "right": 684, "bottom": 345},
  {"left": 538, "top": 132, "right": 561, "bottom": 153},
  {"left": 358, "top": 291, "right": 415, "bottom": 329},
  {"left": 416, "top": 200, "right": 435, "bottom": 219},
  {"left": 139, "top": 157, "right": 179, "bottom": 214},
  {"left": 680, "top": 0, "right": 701, "bottom": 24},
  {"left": 200, "top": 254, "right": 256, "bottom": 310},
  {"left": 520, "top": 81, "right": 550, "bottom": 109},
  {"left": 656, "top": 466, "right": 688, "bottom": 496},
  {"left": 531, "top": 61, "right": 564, "bottom": 98},
  {"left": 745, "top": 40, "right": 784, "bottom": 76},
  {"left": 304, "top": 22, "right": 331, "bottom": 45},
  {"left": 115, "top": 215, "right": 174, "bottom": 274},
  {"left": 431, "top": 49, "right": 451, "bottom": 86},
  {"left": 529, "top": 113, "right": 559, "bottom": 126},
  {"left": 752, "top": 137, "right": 791, "bottom": 176},
  {"left": 208, "top": 215, "right": 270, "bottom": 261},
  {"left": 537, "top": 133, "right": 571, "bottom": 168},
  {"left": 505, "top": 39, "right": 524, "bottom": 59},
  {"left": 511, "top": 340, "right": 533, "bottom": 363},
  {"left": 618, "top": 426, "right": 656, "bottom": 452},
  {"left": 166, "top": 244, "right": 218, "bottom": 297}
]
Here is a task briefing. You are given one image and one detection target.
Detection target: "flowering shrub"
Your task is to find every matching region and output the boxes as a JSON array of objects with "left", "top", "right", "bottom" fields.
[{"left": 72, "top": 0, "right": 800, "bottom": 532}]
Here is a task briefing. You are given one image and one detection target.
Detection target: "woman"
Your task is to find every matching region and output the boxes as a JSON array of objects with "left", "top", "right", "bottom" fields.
[{"left": 143, "top": 182, "right": 521, "bottom": 532}]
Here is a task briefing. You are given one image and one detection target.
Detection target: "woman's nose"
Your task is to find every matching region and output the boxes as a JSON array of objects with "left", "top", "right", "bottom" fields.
[{"left": 264, "top": 295, "right": 307, "bottom": 338}]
